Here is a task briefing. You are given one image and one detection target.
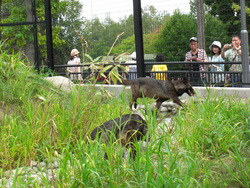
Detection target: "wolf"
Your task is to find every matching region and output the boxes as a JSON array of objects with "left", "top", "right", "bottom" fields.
[
  {"left": 121, "top": 77, "right": 195, "bottom": 109},
  {"left": 90, "top": 114, "right": 148, "bottom": 159}
]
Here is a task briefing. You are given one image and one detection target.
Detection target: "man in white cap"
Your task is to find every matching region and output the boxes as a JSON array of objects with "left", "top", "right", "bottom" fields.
[
  {"left": 185, "top": 37, "right": 208, "bottom": 84},
  {"left": 67, "top": 49, "right": 83, "bottom": 83}
]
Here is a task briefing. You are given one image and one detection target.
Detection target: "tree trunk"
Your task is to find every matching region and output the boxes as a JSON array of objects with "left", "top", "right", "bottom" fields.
[
  {"left": 24, "top": 0, "right": 35, "bottom": 66},
  {"left": 0, "top": 0, "right": 2, "bottom": 41}
]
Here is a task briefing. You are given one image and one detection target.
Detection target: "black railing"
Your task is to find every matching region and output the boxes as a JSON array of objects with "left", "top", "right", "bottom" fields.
[{"left": 53, "top": 61, "right": 250, "bottom": 87}]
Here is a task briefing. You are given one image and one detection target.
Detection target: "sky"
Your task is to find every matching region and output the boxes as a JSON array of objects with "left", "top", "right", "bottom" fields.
[{"left": 79, "top": 0, "right": 191, "bottom": 21}]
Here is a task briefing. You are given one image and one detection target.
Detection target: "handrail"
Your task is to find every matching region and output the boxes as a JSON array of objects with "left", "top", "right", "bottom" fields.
[{"left": 50, "top": 61, "right": 250, "bottom": 87}]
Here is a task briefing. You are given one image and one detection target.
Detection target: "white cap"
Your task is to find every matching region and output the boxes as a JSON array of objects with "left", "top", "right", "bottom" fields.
[
  {"left": 189, "top": 37, "right": 198, "bottom": 42},
  {"left": 131, "top": 52, "right": 136, "bottom": 59},
  {"left": 70, "top": 49, "right": 80, "bottom": 56},
  {"left": 209, "top": 41, "right": 222, "bottom": 50}
]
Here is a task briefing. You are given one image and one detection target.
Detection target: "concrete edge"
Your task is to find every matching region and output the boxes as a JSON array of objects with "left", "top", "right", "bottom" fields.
[{"left": 90, "top": 84, "right": 250, "bottom": 99}]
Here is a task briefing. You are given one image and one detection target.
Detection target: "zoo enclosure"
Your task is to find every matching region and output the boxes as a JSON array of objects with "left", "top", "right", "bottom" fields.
[
  {"left": 56, "top": 0, "right": 250, "bottom": 86},
  {"left": 55, "top": 0, "right": 250, "bottom": 87},
  {"left": 0, "top": 0, "right": 54, "bottom": 70},
  {"left": 0, "top": 0, "right": 249, "bottom": 86}
]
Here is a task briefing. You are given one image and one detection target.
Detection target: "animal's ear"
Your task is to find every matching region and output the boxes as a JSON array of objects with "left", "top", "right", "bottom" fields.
[
  {"left": 178, "top": 77, "right": 186, "bottom": 81},
  {"left": 182, "top": 77, "right": 188, "bottom": 83},
  {"left": 172, "top": 78, "right": 175, "bottom": 82}
]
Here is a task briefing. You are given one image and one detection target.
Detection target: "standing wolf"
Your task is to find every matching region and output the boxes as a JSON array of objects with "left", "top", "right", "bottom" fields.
[{"left": 122, "top": 77, "right": 195, "bottom": 109}]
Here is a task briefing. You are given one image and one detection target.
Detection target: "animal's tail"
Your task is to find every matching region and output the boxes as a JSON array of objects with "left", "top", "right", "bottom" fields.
[{"left": 121, "top": 78, "right": 133, "bottom": 85}]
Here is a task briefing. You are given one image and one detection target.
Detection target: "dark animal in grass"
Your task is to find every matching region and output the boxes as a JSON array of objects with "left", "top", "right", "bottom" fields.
[
  {"left": 121, "top": 77, "right": 195, "bottom": 109},
  {"left": 90, "top": 114, "right": 148, "bottom": 159}
]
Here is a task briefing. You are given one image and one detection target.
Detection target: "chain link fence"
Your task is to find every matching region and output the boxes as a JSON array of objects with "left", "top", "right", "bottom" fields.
[{"left": 54, "top": 0, "right": 249, "bottom": 87}]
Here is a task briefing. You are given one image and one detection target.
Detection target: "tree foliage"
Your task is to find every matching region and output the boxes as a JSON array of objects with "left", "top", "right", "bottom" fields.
[
  {"left": 153, "top": 10, "right": 229, "bottom": 62},
  {"left": 84, "top": 5, "right": 169, "bottom": 58},
  {"left": 153, "top": 10, "right": 196, "bottom": 61},
  {"left": 203, "top": 0, "right": 250, "bottom": 35},
  {"left": 0, "top": 0, "right": 247, "bottom": 70},
  {"left": 83, "top": 18, "right": 119, "bottom": 59},
  {"left": 0, "top": 0, "right": 85, "bottom": 65},
  {"left": 112, "top": 35, "right": 135, "bottom": 54},
  {"left": 204, "top": 13, "right": 229, "bottom": 55},
  {"left": 112, "top": 31, "right": 159, "bottom": 55},
  {"left": 53, "top": 0, "right": 86, "bottom": 64}
]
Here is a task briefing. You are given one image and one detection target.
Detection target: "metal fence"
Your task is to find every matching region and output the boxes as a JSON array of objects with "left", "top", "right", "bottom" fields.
[
  {"left": 54, "top": 61, "right": 250, "bottom": 87},
  {"left": 1, "top": 0, "right": 249, "bottom": 80}
]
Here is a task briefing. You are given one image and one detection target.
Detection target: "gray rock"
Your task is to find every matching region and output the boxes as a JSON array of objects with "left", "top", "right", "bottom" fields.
[
  {"left": 44, "top": 76, "right": 74, "bottom": 92},
  {"left": 30, "top": 160, "right": 38, "bottom": 167},
  {"left": 38, "top": 161, "right": 46, "bottom": 168},
  {"left": 52, "top": 161, "right": 59, "bottom": 169}
]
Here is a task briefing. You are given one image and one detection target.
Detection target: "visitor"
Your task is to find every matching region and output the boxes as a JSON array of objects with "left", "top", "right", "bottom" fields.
[
  {"left": 185, "top": 37, "right": 208, "bottom": 85},
  {"left": 208, "top": 41, "right": 225, "bottom": 86},
  {"left": 67, "top": 49, "right": 83, "bottom": 83},
  {"left": 151, "top": 53, "right": 168, "bottom": 80},
  {"left": 221, "top": 35, "right": 242, "bottom": 87}
]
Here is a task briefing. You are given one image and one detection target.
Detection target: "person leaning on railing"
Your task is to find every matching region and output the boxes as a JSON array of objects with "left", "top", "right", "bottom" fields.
[
  {"left": 221, "top": 34, "right": 242, "bottom": 87},
  {"left": 184, "top": 37, "right": 208, "bottom": 85},
  {"left": 208, "top": 41, "right": 225, "bottom": 86}
]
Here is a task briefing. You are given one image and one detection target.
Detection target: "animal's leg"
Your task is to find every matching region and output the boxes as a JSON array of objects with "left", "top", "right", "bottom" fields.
[
  {"left": 172, "top": 98, "right": 183, "bottom": 107},
  {"left": 131, "top": 145, "right": 137, "bottom": 159},
  {"left": 156, "top": 99, "right": 164, "bottom": 109},
  {"left": 134, "top": 101, "right": 137, "bottom": 109},
  {"left": 122, "top": 132, "right": 137, "bottom": 159},
  {"left": 125, "top": 143, "right": 137, "bottom": 160},
  {"left": 130, "top": 96, "right": 138, "bottom": 109},
  {"left": 130, "top": 101, "right": 137, "bottom": 109}
]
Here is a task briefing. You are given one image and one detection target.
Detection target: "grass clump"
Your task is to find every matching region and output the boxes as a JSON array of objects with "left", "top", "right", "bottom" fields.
[
  {"left": 0, "top": 52, "right": 249, "bottom": 187},
  {"left": 171, "top": 96, "right": 250, "bottom": 187}
]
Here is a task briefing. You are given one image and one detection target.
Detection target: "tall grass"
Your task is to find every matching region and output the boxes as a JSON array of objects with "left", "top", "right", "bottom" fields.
[{"left": 0, "top": 51, "right": 249, "bottom": 187}]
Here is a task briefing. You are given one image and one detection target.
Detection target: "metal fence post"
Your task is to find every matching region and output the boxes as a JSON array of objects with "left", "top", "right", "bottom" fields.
[
  {"left": 133, "top": 0, "right": 145, "bottom": 78},
  {"left": 44, "top": 0, "right": 54, "bottom": 71},
  {"left": 196, "top": 0, "right": 205, "bottom": 50},
  {"left": 32, "top": 0, "right": 39, "bottom": 71},
  {"left": 240, "top": 0, "right": 250, "bottom": 87}
]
